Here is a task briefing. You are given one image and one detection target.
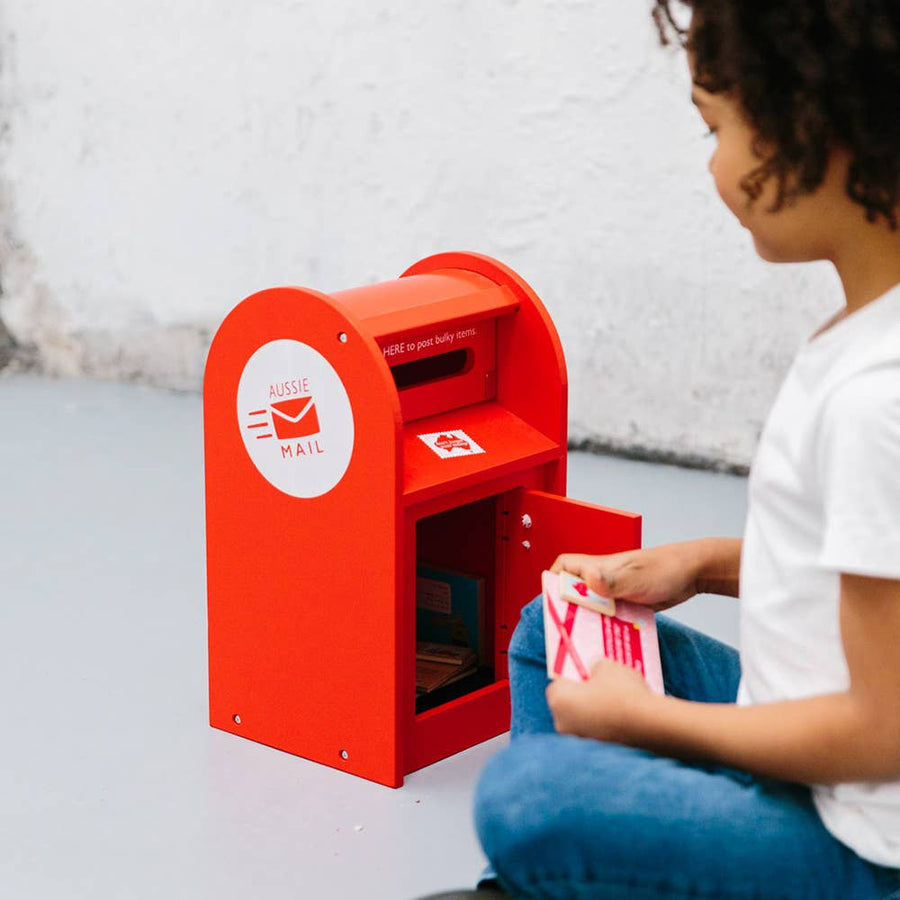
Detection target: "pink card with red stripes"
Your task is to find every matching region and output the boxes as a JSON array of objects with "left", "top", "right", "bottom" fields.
[{"left": 542, "top": 570, "right": 664, "bottom": 694}]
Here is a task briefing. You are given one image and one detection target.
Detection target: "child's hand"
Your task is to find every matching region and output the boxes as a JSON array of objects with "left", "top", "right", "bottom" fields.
[
  {"left": 551, "top": 543, "right": 702, "bottom": 612},
  {"left": 546, "top": 659, "right": 656, "bottom": 743}
]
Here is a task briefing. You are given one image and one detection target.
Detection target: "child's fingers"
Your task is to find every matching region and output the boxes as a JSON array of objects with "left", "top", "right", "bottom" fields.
[
  {"left": 551, "top": 552, "right": 620, "bottom": 594},
  {"left": 551, "top": 553, "right": 606, "bottom": 582},
  {"left": 550, "top": 553, "right": 588, "bottom": 574}
]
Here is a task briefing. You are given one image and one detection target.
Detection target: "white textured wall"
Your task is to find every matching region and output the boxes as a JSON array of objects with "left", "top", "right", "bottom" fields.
[{"left": 0, "top": 0, "right": 842, "bottom": 467}]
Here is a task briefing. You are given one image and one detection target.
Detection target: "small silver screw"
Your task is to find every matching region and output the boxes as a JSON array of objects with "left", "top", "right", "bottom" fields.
[
  {"left": 233, "top": 715, "right": 242, "bottom": 725},
  {"left": 521, "top": 514, "right": 533, "bottom": 529},
  {"left": 522, "top": 540, "right": 532, "bottom": 551},
  {"left": 338, "top": 332, "right": 348, "bottom": 343},
  {"left": 340, "top": 749, "right": 349, "bottom": 760}
]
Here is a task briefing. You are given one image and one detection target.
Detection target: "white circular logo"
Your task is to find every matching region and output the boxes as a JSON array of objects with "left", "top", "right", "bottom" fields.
[{"left": 236, "top": 339, "right": 354, "bottom": 498}]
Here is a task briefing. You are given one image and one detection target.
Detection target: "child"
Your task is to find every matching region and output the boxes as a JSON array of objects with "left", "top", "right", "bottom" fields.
[{"left": 472, "top": 2, "right": 900, "bottom": 898}]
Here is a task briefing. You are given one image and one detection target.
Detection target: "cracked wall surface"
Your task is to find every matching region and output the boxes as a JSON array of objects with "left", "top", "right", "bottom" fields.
[{"left": 0, "top": 1, "right": 842, "bottom": 467}]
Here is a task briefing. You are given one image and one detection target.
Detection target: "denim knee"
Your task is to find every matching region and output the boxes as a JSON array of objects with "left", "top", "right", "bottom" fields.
[
  {"left": 474, "top": 740, "right": 549, "bottom": 879},
  {"left": 474, "top": 736, "right": 596, "bottom": 890}
]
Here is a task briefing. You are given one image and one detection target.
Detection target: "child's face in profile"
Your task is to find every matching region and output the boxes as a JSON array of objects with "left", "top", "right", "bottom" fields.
[{"left": 690, "top": 75, "right": 849, "bottom": 267}]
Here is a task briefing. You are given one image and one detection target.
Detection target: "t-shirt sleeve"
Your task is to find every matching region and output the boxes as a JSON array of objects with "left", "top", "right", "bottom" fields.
[{"left": 816, "top": 364, "right": 900, "bottom": 579}]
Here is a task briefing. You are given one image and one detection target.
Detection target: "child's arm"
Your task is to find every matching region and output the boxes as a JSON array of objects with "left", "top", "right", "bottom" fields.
[
  {"left": 551, "top": 537, "right": 742, "bottom": 612},
  {"left": 547, "top": 572, "right": 900, "bottom": 783}
]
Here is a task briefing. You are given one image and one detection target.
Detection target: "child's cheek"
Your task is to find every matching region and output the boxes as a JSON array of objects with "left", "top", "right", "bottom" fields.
[{"left": 709, "top": 156, "right": 747, "bottom": 226}]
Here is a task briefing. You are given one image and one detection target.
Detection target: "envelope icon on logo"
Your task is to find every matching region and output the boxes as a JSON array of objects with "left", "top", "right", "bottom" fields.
[{"left": 270, "top": 397, "right": 321, "bottom": 439}]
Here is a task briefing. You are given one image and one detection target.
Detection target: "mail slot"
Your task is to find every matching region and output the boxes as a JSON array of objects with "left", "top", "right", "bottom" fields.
[{"left": 204, "top": 251, "right": 641, "bottom": 787}]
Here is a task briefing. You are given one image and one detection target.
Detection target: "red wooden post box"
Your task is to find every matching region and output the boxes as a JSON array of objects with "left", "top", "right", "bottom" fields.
[{"left": 204, "top": 251, "right": 641, "bottom": 787}]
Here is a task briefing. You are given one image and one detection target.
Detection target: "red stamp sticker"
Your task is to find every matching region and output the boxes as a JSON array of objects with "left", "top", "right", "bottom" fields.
[{"left": 417, "top": 430, "right": 485, "bottom": 459}]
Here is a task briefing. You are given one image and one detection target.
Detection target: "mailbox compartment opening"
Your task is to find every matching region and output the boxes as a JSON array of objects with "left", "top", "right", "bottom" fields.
[
  {"left": 380, "top": 316, "right": 501, "bottom": 422},
  {"left": 391, "top": 347, "right": 472, "bottom": 391},
  {"left": 414, "top": 495, "right": 500, "bottom": 715}
]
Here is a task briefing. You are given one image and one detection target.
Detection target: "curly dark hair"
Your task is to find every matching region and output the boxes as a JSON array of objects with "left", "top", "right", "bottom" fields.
[{"left": 653, "top": 0, "right": 900, "bottom": 228}]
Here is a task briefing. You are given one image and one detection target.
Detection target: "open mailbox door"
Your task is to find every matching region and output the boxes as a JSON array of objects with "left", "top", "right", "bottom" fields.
[{"left": 497, "top": 489, "right": 642, "bottom": 680}]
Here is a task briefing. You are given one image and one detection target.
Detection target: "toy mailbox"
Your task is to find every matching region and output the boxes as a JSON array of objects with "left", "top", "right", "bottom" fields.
[{"left": 204, "top": 251, "right": 641, "bottom": 787}]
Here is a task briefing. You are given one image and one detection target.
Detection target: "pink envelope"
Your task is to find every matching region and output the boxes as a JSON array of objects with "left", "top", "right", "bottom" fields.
[{"left": 542, "top": 570, "right": 664, "bottom": 694}]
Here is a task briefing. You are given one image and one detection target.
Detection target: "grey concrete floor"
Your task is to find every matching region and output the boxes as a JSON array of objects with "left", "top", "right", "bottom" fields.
[{"left": 0, "top": 375, "right": 746, "bottom": 899}]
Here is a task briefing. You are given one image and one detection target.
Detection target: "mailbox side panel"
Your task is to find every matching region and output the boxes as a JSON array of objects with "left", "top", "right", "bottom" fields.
[{"left": 204, "top": 287, "right": 405, "bottom": 786}]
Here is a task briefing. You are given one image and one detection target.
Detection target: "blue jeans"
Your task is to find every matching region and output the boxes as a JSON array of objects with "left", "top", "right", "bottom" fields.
[{"left": 474, "top": 597, "right": 900, "bottom": 899}]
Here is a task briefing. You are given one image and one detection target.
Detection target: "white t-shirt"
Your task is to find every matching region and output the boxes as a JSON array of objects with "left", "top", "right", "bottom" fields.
[{"left": 737, "top": 283, "right": 900, "bottom": 867}]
